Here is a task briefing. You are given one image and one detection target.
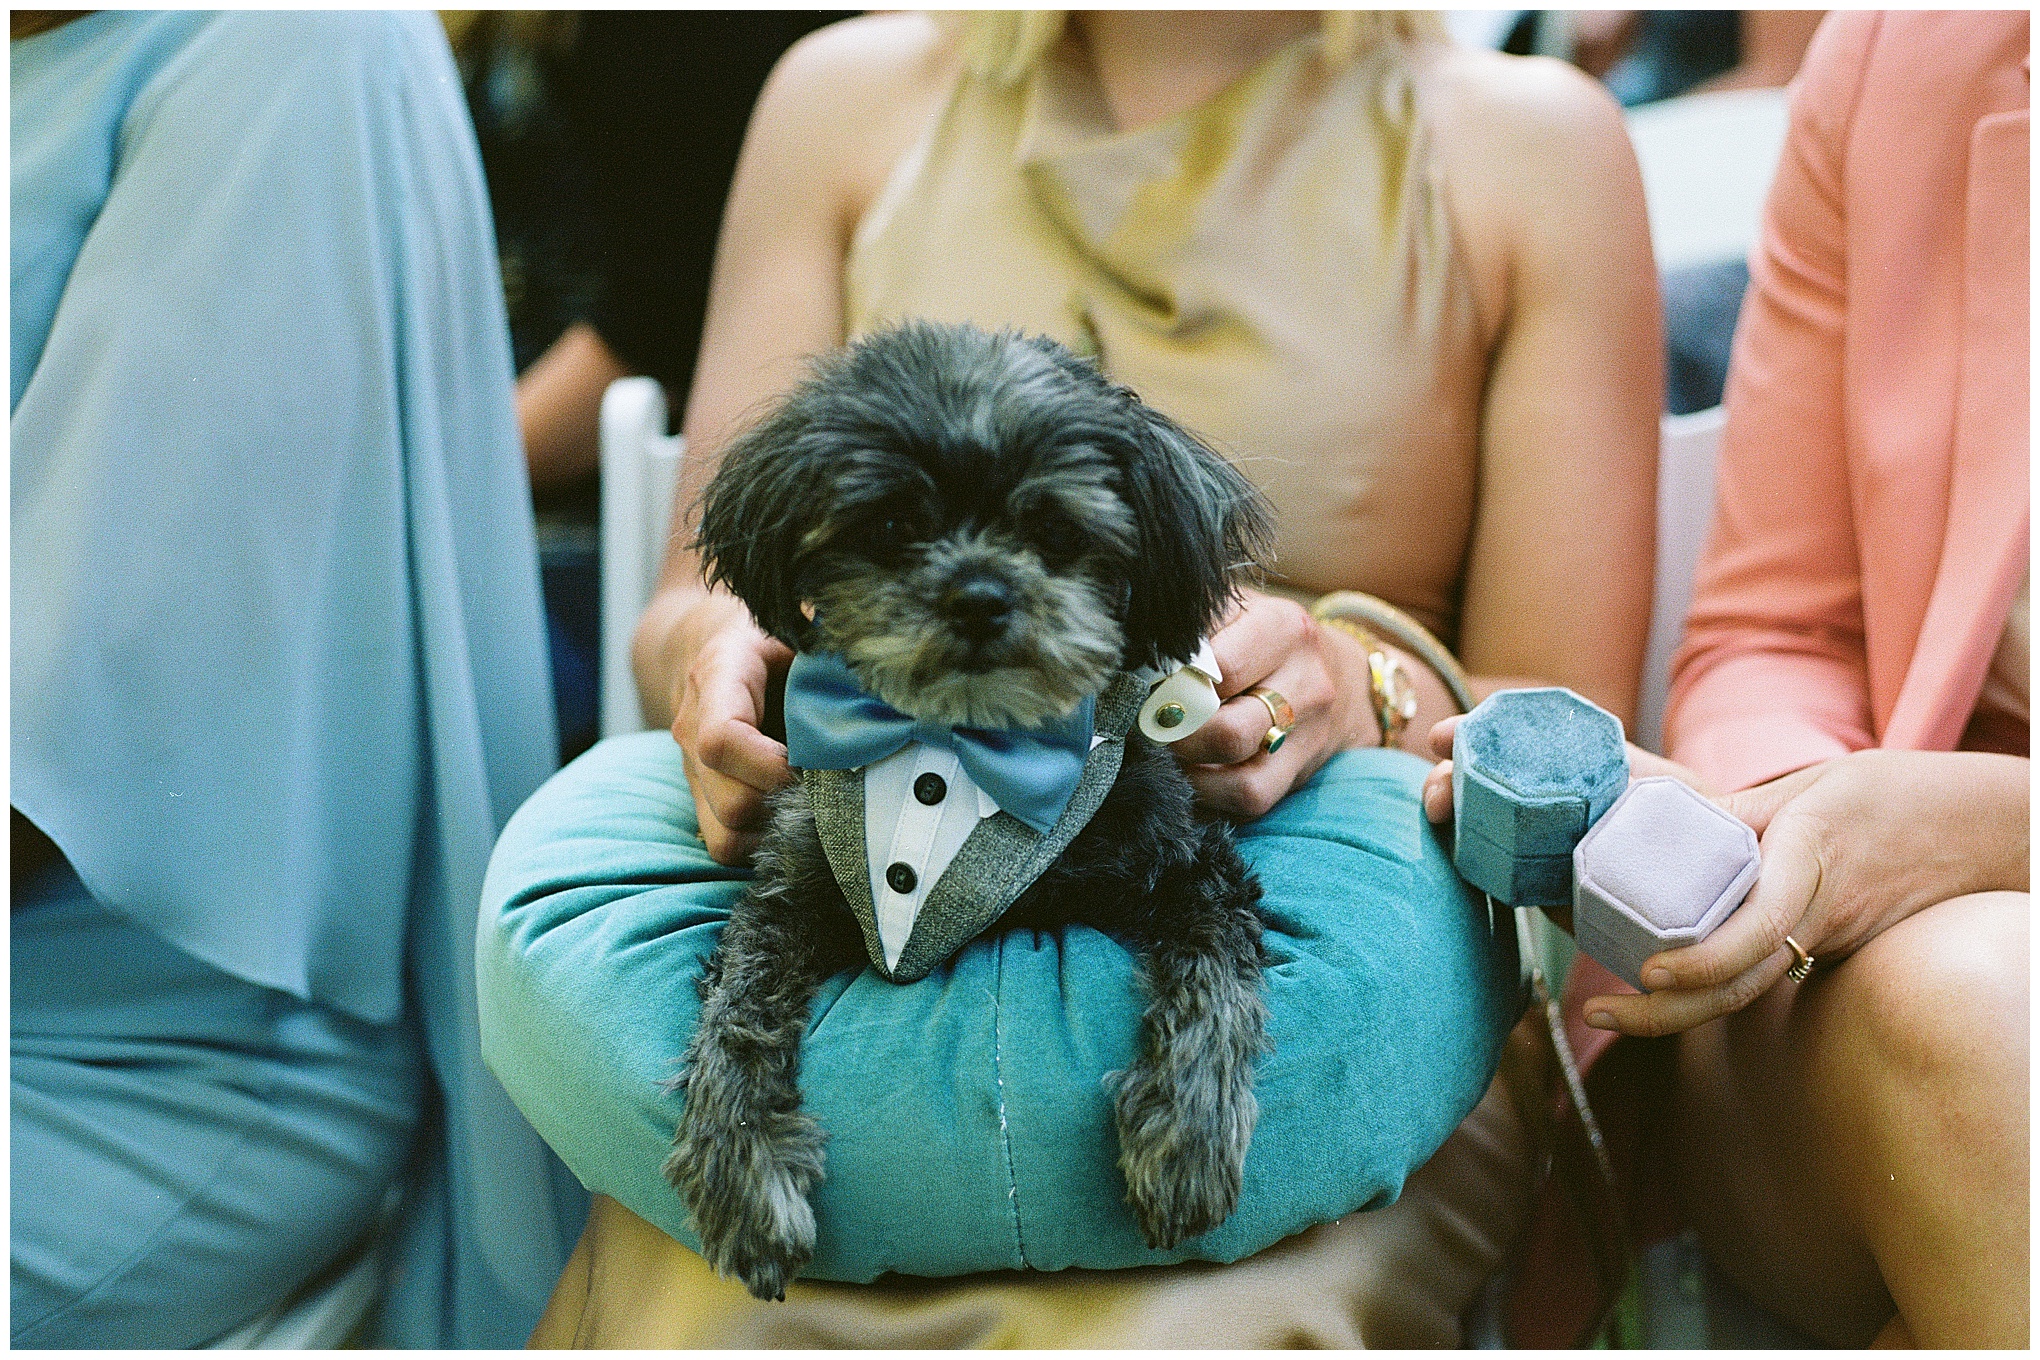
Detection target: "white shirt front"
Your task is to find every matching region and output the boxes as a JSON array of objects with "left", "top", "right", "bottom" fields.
[
  {"left": 860, "top": 733, "right": 1111, "bottom": 970},
  {"left": 862, "top": 743, "right": 1000, "bottom": 971}
]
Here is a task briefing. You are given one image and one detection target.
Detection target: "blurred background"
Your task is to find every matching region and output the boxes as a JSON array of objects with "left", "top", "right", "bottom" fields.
[{"left": 441, "top": 10, "right": 837, "bottom": 762}]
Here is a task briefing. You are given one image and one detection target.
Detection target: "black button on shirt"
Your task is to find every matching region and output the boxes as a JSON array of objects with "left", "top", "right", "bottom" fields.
[
  {"left": 886, "top": 861, "right": 918, "bottom": 895},
  {"left": 913, "top": 772, "right": 948, "bottom": 806}
]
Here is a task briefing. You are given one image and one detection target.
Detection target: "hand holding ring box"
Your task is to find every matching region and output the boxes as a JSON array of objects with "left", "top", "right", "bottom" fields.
[
  {"left": 1571, "top": 777, "right": 1760, "bottom": 991},
  {"left": 1451, "top": 688, "right": 1628, "bottom": 907},
  {"left": 1450, "top": 688, "right": 1761, "bottom": 992}
]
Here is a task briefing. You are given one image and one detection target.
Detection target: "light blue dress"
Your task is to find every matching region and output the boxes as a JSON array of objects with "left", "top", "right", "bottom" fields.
[{"left": 12, "top": 10, "right": 585, "bottom": 1346}]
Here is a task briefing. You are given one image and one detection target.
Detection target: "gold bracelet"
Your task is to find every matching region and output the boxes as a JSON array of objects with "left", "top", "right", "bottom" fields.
[
  {"left": 1311, "top": 590, "right": 1475, "bottom": 716},
  {"left": 1318, "top": 617, "right": 1416, "bottom": 747}
]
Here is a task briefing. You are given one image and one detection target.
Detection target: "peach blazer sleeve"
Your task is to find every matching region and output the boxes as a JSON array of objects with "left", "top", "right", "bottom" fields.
[
  {"left": 1665, "top": 11, "right": 2030, "bottom": 792},
  {"left": 1662, "top": 16, "right": 1877, "bottom": 791}
]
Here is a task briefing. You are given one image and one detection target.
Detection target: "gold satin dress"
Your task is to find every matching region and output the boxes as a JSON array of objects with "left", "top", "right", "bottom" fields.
[
  {"left": 533, "top": 31, "right": 1532, "bottom": 1349},
  {"left": 846, "top": 28, "right": 1490, "bottom": 639}
]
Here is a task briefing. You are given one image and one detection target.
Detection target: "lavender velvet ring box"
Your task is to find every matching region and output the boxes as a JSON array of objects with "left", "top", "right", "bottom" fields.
[
  {"left": 1572, "top": 777, "right": 1761, "bottom": 990},
  {"left": 1451, "top": 688, "right": 1628, "bottom": 906}
]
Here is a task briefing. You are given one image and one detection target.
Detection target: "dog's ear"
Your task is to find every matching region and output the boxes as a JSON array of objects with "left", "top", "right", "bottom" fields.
[
  {"left": 692, "top": 401, "right": 822, "bottom": 651},
  {"left": 1117, "top": 398, "right": 1274, "bottom": 669}
]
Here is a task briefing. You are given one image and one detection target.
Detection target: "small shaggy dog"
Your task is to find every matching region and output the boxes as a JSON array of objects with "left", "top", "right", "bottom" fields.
[{"left": 668, "top": 321, "right": 1275, "bottom": 1300}]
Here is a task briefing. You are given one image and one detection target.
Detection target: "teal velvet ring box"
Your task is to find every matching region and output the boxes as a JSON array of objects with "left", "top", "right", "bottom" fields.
[
  {"left": 1573, "top": 777, "right": 1760, "bottom": 990},
  {"left": 1451, "top": 688, "right": 1628, "bottom": 906}
]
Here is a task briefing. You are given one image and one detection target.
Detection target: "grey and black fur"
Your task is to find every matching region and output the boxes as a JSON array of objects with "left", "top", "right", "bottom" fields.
[{"left": 668, "top": 321, "right": 1276, "bottom": 1299}]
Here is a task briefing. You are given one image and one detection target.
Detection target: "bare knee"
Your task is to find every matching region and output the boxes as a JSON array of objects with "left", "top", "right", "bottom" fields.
[{"left": 1812, "top": 891, "right": 2029, "bottom": 1089}]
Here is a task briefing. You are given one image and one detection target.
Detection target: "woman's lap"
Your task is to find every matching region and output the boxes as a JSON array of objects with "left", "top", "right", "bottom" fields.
[
  {"left": 10, "top": 865, "right": 425, "bottom": 1347},
  {"left": 537, "top": 1067, "right": 1536, "bottom": 1347},
  {"left": 482, "top": 732, "right": 1526, "bottom": 1287}
]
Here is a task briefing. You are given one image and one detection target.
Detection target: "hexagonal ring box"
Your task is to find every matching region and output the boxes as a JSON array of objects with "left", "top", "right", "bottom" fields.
[
  {"left": 1573, "top": 777, "right": 1761, "bottom": 991},
  {"left": 1451, "top": 688, "right": 1629, "bottom": 907}
]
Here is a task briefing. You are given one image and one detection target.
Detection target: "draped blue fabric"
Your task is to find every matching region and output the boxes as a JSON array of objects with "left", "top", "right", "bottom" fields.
[
  {"left": 11, "top": 11, "right": 585, "bottom": 1345},
  {"left": 12, "top": 866, "right": 426, "bottom": 1348}
]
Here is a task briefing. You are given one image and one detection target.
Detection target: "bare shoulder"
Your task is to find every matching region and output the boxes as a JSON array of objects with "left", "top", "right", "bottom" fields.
[
  {"left": 746, "top": 13, "right": 963, "bottom": 225},
  {"left": 1406, "top": 44, "right": 1647, "bottom": 319},
  {"left": 763, "top": 11, "right": 958, "bottom": 115},
  {"left": 1412, "top": 43, "right": 1633, "bottom": 171}
]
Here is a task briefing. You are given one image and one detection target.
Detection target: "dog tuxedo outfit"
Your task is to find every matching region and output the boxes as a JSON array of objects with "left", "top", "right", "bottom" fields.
[{"left": 784, "top": 652, "right": 1153, "bottom": 982}]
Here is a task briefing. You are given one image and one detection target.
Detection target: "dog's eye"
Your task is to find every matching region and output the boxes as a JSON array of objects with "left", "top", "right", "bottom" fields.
[
  {"left": 1031, "top": 515, "right": 1087, "bottom": 564},
  {"left": 869, "top": 507, "right": 928, "bottom": 553}
]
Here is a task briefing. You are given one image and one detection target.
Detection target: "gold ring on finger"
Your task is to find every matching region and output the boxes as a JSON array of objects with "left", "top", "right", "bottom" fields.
[
  {"left": 1244, "top": 686, "right": 1295, "bottom": 755},
  {"left": 1784, "top": 935, "right": 1815, "bottom": 982}
]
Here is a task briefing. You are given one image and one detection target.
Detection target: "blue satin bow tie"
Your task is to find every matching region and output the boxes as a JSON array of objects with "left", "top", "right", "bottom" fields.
[{"left": 783, "top": 651, "right": 1096, "bottom": 835}]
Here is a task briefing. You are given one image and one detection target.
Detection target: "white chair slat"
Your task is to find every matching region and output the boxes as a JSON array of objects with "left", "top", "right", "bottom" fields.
[
  {"left": 1637, "top": 405, "right": 1728, "bottom": 755},
  {"left": 599, "top": 377, "right": 686, "bottom": 739}
]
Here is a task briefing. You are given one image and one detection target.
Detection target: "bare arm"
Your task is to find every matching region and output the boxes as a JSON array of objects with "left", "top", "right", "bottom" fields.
[
  {"left": 1440, "top": 50, "right": 1661, "bottom": 728},
  {"left": 517, "top": 321, "right": 631, "bottom": 493},
  {"left": 1179, "top": 52, "right": 1660, "bottom": 819},
  {"left": 629, "top": 15, "right": 956, "bottom": 861}
]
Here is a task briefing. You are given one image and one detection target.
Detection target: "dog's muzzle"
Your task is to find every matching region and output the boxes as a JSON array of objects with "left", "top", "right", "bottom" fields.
[{"left": 942, "top": 571, "right": 1018, "bottom": 652}]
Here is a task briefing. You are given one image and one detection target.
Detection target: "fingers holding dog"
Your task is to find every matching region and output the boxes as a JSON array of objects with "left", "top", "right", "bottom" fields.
[
  {"left": 673, "top": 622, "right": 797, "bottom": 864},
  {"left": 1166, "top": 594, "right": 1307, "bottom": 764},
  {"left": 682, "top": 751, "right": 769, "bottom": 865}
]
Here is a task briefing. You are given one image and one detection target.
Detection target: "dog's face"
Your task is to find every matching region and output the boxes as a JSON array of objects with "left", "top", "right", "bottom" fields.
[{"left": 697, "top": 322, "right": 1272, "bottom": 729}]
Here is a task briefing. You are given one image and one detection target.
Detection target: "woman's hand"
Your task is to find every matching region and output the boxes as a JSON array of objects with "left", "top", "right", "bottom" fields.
[
  {"left": 1584, "top": 749, "right": 2030, "bottom": 1036},
  {"left": 1164, "top": 590, "right": 1376, "bottom": 820},
  {"left": 666, "top": 597, "right": 797, "bottom": 865}
]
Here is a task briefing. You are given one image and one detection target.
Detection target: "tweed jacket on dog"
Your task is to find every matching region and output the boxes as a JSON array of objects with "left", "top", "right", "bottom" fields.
[{"left": 803, "top": 671, "right": 1149, "bottom": 982}]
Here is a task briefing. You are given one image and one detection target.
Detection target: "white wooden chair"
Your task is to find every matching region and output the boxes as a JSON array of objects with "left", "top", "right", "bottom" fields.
[
  {"left": 203, "top": 1242, "right": 388, "bottom": 1349},
  {"left": 202, "top": 1188, "right": 400, "bottom": 1349},
  {"left": 1636, "top": 404, "right": 1728, "bottom": 754},
  {"left": 598, "top": 376, "right": 686, "bottom": 738},
  {"left": 1508, "top": 403, "right": 1726, "bottom": 1021}
]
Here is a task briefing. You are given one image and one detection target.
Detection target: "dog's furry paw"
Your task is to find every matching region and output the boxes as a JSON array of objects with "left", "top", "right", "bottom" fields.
[
  {"left": 1110, "top": 1056, "right": 1257, "bottom": 1250},
  {"left": 665, "top": 1102, "right": 827, "bottom": 1300}
]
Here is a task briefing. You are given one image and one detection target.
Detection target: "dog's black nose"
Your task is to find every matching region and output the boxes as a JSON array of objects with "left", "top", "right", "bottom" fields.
[{"left": 944, "top": 574, "right": 1016, "bottom": 642}]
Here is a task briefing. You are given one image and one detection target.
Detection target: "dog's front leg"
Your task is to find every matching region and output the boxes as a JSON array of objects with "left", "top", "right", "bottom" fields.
[
  {"left": 664, "top": 802, "right": 858, "bottom": 1300},
  {"left": 1112, "top": 820, "right": 1269, "bottom": 1250}
]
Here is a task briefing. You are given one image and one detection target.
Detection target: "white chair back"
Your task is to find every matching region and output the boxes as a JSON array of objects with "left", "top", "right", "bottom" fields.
[
  {"left": 203, "top": 1242, "right": 387, "bottom": 1348},
  {"left": 203, "top": 1185, "right": 402, "bottom": 1348},
  {"left": 1636, "top": 405, "right": 1728, "bottom": 754},
  {"left": 598, "top": 377, "right": 685, "bottom": 738},
  {"left": 1626, "top": 87, "right": 1790, "bottom": 272}
]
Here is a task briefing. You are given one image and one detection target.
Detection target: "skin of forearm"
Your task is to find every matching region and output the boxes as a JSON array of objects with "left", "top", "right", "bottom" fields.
[{"left": 518, "top": 321, "right": 631, "bottom": 493}]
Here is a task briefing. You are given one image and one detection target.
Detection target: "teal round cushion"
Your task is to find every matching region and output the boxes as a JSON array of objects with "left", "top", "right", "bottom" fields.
[{"left": 478, "top": 732, "right": 1520, "bottom": 1280}]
